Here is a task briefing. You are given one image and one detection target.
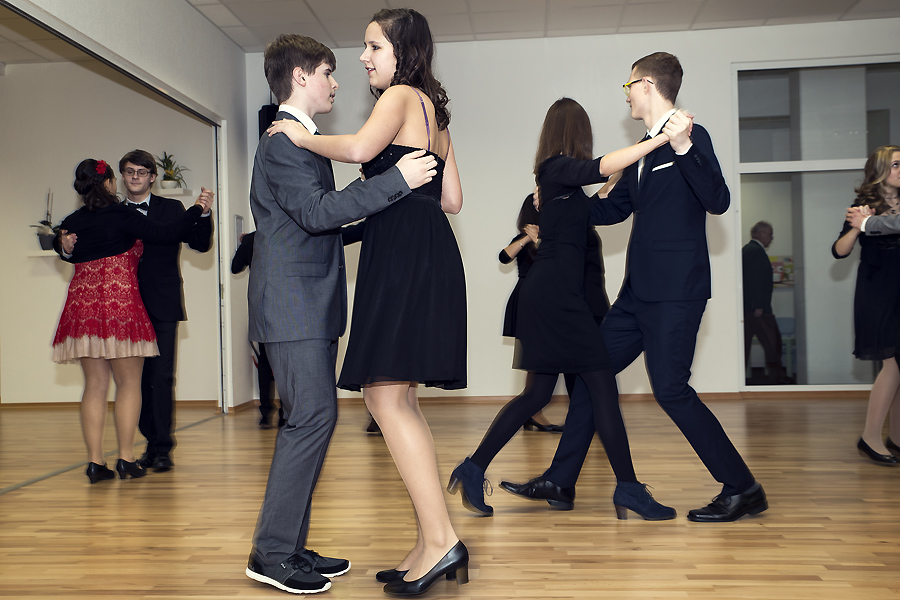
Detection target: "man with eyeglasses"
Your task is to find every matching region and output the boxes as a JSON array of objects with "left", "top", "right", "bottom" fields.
[
  {"left": 118, "top": 149, "right": 214, "bottom": 473},
  {"left": 502, "top": 52, "right": 767, "bottom": 523}
]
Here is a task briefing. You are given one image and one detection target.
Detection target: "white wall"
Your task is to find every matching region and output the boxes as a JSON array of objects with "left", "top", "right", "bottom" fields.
[
  {"left": 1, "top": 0, "right": 253, "bottom": 407},
  {"left": 245, "top": 18, "right": 900, "bottom": 397}
]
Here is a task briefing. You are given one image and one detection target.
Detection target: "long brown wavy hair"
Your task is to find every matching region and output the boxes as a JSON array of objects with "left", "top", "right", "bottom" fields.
[
  {"left": 369, "top": 8, "right": 450, "bottom": 130},
  {"left": 856, "top": 145, "right": 900, "bottom": 214}
]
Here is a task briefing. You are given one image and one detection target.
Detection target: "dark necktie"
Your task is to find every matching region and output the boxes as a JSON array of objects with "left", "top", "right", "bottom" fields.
[{"left": 638, "top": 133, "right": 651, "bottom": 183}]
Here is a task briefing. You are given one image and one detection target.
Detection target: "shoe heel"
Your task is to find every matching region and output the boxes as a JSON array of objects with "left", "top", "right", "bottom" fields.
[
  {"left": 453, "top": 564, "right": 469, "bottom": 585},
  {"left": 523, "top": 419, "right": 536, "bottom": 431},
  {"left": 614, "top": 505, "right": 628, "bottom": 520},
  {"left": 447, "top": 476, "right": 460, "bottom": 494},
  {"left": 547, "top": 499, "right": 574, "bottom": 510}
]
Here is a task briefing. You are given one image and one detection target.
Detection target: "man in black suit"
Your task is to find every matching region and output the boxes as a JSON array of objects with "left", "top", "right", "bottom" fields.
[
  {"left": 118, "top": 149, "right": 214, "bottom": 472},
  {"left": 742, "top": 221, "right": 789, "bottom": 384},
  {"left": 502, "top": 53, "right": 767, "bottom": 522}
]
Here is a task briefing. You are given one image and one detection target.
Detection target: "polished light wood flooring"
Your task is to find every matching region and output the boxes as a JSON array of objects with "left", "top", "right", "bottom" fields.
[{"left": 1, "top": 397, "right": 898, "bottom": 599}]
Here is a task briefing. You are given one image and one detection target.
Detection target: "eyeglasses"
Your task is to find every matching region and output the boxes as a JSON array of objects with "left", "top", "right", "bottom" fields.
[
  {"left": 123, "top": 168, "right": 151, "bottom": 177},
  {"left": 623, "top": 77, "right": 654, "bottom": 96}
]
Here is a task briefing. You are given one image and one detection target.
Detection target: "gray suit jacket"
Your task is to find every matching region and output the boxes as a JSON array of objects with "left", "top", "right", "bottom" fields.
[
  {"left": 248, "top": 112, "right": 409, "bottom": 343},
  {"left": 865, "top": 213, "right": 900, "bottom": 236}
]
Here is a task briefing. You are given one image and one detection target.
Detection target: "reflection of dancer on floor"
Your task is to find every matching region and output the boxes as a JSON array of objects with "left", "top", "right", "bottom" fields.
[
  {"left": 450, "top": 98, "right": 675, "bottom": 521},
  {"left": 268, "top": 9, "right": 467, "bottom": 595},
  {"left": 837, "top": 145, "right": 900, "bottom": 465}
]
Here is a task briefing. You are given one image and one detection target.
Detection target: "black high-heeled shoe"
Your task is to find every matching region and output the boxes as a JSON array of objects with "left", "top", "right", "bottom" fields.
[
  {"left": 375, "top": 568, "right": 408, "bottom": 583},
  {"left": 382, "top": 541, "right": 468, "bottom": 596},
  {"left": 857, "top": 438, "right": 898, "bottom": 465},
  {"left": 447, "top": 458, "right": 493, "bottom": 516},
  {"left": 116, "top": 458, "right": 148, "bottom": 479},
  {"left": 85, "top": 462, "right": 115, "bottom": 484},
  {"left": 613, "top": 481, "right": 676, "bottom": 520},
  {"left": 523, "top": 418, "right": 564, "bottom": 433},
  {"left": 886, "top": 437, "right": 900, "bottom": 456}
]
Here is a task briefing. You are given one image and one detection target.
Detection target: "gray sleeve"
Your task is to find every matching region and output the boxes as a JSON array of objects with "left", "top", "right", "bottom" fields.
[{"left": 864, "top": 213, "right": 900, "bottom": 236}]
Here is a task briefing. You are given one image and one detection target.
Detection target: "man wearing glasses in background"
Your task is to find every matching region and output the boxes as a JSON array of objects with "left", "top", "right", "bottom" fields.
[
  {"left": 118, "top": 149, "right": 214, "bottom": 473},
  {"left": 502, "top": 53, "right": 768, "bottom": 523}
]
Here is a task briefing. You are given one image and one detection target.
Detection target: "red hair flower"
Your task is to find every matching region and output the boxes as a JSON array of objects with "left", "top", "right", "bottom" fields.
[{"left": 95, "top": 160, "right": 108, "bottom": 175}]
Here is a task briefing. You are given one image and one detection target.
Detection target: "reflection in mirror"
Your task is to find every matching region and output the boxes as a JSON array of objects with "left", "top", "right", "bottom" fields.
[
  {"left": 738, "top": 61, "right": 900, "bottom": 386},
  {"left": 0, "top": 3, "right": 220, "bottom": 480}
]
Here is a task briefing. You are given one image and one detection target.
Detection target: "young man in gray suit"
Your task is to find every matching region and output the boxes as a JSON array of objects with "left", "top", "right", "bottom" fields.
[
  {"left": 847, "top": 205, "right": 900, "bottom": 234},
  {"left": 244, "top": 35, "right": 437, "bottom": 595}
]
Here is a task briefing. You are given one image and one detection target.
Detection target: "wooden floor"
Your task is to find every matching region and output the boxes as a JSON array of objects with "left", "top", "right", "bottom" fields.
[{"left": 1, "top": 396, "right": 898, "bottom": 599}]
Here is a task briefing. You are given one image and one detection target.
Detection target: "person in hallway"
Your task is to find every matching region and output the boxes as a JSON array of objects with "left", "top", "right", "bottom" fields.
[
  {"left": 245, "top": 33, "right": 437, "bottom": 595},
  {"left": 106, "top": 149, "right": 215, "bottom": 474},
  {"left": 267, "top": 9, "right": 467, "bottom": 595},
  {"left": 451, "top": 98, "right": 674, "bottom": 521},
  {"left": 231, "top": 231, "right": 282, "bottom": 429},
  {"left": 836, "top": 145, "right": 900, "bottom": 465},
  {"left": 742, "top": 221, "right": 791, "bottom": 384},
  {"left": 502, "top": 52, "right": 768, "bottom": 523},
  {"left": 53, "top": 159, "right": 213, "bottom": 483}
]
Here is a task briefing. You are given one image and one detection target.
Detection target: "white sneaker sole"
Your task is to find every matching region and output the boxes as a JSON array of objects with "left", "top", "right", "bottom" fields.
[{"left": 245, "top": 567, "right": 332, "bottom": 594}]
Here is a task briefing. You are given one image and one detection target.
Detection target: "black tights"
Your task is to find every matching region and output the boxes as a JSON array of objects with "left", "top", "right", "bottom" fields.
[{"left": 469, "top": 369, "right": 636, "bottom": 483}]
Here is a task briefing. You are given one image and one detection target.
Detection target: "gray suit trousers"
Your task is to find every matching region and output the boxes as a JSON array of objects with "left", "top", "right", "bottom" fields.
[{"left": 252, "top": 338, "right": 338, "bottom": 563}]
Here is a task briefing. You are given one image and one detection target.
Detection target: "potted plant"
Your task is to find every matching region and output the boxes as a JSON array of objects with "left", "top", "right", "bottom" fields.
[
  {"left": 31, "top": 189, "right": 58, "bottom": 250},
  {"left": 155, "top": 151, "right": 189, "bottom": 189}
]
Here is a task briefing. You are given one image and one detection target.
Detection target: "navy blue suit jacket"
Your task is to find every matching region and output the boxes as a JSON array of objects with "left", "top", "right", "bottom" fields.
[{"left": 590, "top": 124, "right": 729, "bottom": 302}]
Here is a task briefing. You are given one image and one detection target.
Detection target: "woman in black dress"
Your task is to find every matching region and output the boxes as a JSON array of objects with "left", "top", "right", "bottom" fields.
[
  {"left": 267, "top": 9, "right": 466, "bottom": 595},
  {"left": 450, "top": 98, "right": 675, "bottom": 520},
  {"left": 833, "top": 145, "right": 900, "bottom": 465}
]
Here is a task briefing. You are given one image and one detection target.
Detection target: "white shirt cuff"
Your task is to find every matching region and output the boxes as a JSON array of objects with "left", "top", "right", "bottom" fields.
[{"left": 861, "top": 215, "right": 870, "bottom": 233}]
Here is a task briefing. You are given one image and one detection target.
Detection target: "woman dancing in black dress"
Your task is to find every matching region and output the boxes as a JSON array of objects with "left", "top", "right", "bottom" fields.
[
  {"left": 833, "top": 145, "right": 900, "bottom": 465},
  {"left": 267, "top": 9, "right": 466, "bottom": 596},
  {"left": 450, "top": 98, "right": 675, "bottom": 520}
]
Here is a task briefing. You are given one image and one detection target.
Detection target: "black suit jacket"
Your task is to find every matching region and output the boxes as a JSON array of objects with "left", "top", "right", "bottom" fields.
[
  {"left": 742, "top": 240, "right": 773, "bottom": 313},
  {"left": 139, "top": 194, "right": 213, "bottom": 322},
  {"left": 590, "top": 123, "right": 730, "bottom": 302}
]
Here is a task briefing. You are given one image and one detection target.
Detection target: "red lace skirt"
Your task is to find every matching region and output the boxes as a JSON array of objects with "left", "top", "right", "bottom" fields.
[{"left": 52, "top": 241, "right": 158, "bottom": 363}]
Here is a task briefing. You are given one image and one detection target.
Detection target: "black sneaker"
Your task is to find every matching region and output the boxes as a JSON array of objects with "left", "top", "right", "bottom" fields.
[
  {"left": 299, "top": 548, "right": 350, "bottom": 578},
  {"left": 245, "top": 549, "right": 331, "bottom": 594}
]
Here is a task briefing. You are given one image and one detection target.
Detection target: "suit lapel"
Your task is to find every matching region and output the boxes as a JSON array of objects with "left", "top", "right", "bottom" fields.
[{"left": 277, "top": 110, "right": 335, "bottom": 187}]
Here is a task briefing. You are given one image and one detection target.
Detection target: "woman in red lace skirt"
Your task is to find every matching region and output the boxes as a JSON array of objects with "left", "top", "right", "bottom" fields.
[{"left": 52, "top": 159, "right": 212, "bottom": 483}]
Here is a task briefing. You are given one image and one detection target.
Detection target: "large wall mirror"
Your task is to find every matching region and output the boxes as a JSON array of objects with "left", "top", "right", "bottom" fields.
[
  {"left": 737, "top": 59, "right": 900, "bottom": 386},
  {"left": 0, "top": 4, "right": 222, "bottom": 415}
]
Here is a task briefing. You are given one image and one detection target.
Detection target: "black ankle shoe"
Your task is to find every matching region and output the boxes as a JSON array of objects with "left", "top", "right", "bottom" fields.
[
  {"left": 382, "top": 541, "right": 468, "bottom": 596},
  {"left": 499, "top": 476, "right": 574, "bottom": 510},
  {"left": 447, "top": 458, "right": 493, "bottom": 516},
  {"left": 523, "top": 418, "right": 564, "bottom": 433},
  {"left": 116, "top": 458, "right": 147, "bottom": 479},
  {"left": 85, "top": 462, "right": 115, "bottom": 484},
  {"left": 857, "top": 438, "right": 898, "bottom": 466},
  {"left": 613, "top": 481, "right": 676, "bottom": 520},
  {"left": 376, "top": 568, "right": 408, "bottom": 583}
]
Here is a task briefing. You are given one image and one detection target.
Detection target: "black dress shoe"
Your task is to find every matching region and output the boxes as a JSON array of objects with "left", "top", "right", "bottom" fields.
[
  {"left": 687, "top": 482, "right": 768, "bottom": 522},
  {"left": 857, "top": 438, "right": 899, "bottom": 465},
  {"left": 383, "top": 541, "right": 468, "bottom": 596},
  {"left": 85, "top": 462, "right": 116, "bottom": 484},
  {"left": 137, "top": 452, "right": 156, "bottom": 469},
  {"left": 887, "top": 437, "right": 900, "bottom": 456},
  {"left": 499, "top": 476, "right": 574, "bottom": 510},
  {"left": 376, "top": 568, "right": 408, "bottom": 583},
  {"left": 115, "top": 458, "right": 147, "bottom": 480},
  {"left": 523, "top": 418, "right": 564, "bottom": 433},
  {"left": 152, "top": 454, "right": 174, "bottom": 472}
]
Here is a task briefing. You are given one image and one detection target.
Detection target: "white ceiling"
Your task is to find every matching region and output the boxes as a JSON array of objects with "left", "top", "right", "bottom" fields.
[{"left": 1, "top": 0, "right": 899, "bottom": 64}]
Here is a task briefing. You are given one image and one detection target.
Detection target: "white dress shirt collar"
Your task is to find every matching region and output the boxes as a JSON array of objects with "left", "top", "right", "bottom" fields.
[{"left": 278, "top": 104, "right": 317, "bottom": 135}]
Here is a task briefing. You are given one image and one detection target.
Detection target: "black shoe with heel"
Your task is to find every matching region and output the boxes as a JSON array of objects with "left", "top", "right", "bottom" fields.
[
  {"left": 857, "top": 438, "right": 898, "bottom": 465},
  {"left": 85, "top": 462, "right": 115, "bottom": 484},
  {"left": 523, "top": 418, "right": 564, "bottom": 433},
  {"left": 887, "top": 437, "right": 900, "bottom": 456},
  {"left": 382, "top": 541, "right": 468, "bottom": 596},
  {"left": 613, "top": 481, "right": 676, "bottom": 520},
  {"left": 376, "top": 569, "right": 408, "bottom": 583},
  {"left": 115, "top": 458, "right": 147, "bottom": 479},
  {"left": 447, "top": 458, "right": 493, "bottom": 516}
]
